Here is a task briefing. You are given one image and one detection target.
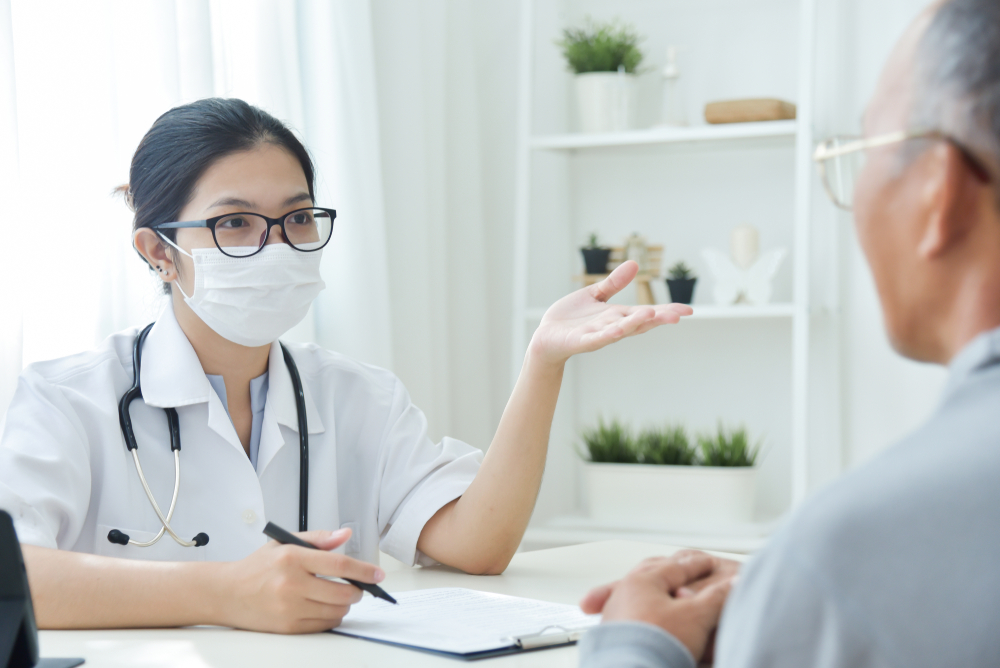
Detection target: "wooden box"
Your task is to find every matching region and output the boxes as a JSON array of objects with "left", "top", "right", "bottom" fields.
[{"left": 704, "top": 98, "right": 797, "bottom": 124}]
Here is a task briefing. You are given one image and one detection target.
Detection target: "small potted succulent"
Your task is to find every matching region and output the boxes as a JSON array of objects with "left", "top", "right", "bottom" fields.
[
  {"left": 580, "top": 420, "right": 760, "bottom": 525},
  {"left": 666, "top": 261, "right": 697, "bottom": 304},
  {"left": 581, "top": 233, "right": 612, "bottom": 275},
  {"left": 557, "top": 18, "right": 644, "bottom": 133}
]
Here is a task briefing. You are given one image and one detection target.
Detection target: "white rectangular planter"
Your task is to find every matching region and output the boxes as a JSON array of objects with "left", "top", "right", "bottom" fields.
[{"left": 583, "top": 462, "right": 757, "bottom": 525}]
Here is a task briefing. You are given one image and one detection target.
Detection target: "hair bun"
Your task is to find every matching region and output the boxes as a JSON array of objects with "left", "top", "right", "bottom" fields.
[{"left": 112, "top": 183, "right": 135, "bottom": 211}]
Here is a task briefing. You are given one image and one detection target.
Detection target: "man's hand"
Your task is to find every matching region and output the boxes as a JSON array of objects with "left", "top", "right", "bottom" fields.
[{"left": 580, "top": 551, "right": 737, "bottom": 662}]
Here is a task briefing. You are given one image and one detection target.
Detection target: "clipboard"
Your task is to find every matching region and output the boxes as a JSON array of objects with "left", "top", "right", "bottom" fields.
[{"left": 331, "top": 588, "right": 600, "bottom": 661}]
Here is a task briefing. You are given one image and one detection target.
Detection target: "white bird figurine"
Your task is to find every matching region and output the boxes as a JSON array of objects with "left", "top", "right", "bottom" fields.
[{"left": 701, "top": 247, "right": 787, "bottom": 305}]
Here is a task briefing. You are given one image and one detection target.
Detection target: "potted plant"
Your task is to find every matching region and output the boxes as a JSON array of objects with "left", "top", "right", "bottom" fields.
[
  {"left": 666, "top": 261, "right": 697, "bottom": 304},
  {"left": 580, "top": 233, "right": 612, "bottom": 275},
  {"left": 557, "top": 18, "right": 644, "bottom": 133},
  {"left": 580, "top": 421, "right": 760, "bottom": 525}
]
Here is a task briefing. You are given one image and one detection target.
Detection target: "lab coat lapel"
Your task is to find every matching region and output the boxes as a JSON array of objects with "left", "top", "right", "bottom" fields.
[
  {"left": 256, "top": 340, "right": 327, "bottom": 476},
  {"left": 140, "top": 305, "right": 246, "bottom": 455}
]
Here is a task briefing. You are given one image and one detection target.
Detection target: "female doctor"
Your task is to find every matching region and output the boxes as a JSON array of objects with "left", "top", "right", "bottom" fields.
[{"left": 0, "top": 98, "right": 690, "bottom": 634}]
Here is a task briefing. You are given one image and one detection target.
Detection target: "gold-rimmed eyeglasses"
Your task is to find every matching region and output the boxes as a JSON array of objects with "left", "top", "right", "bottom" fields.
[{"left": 813, "top": 130, "right": 992, "bottom": 211}]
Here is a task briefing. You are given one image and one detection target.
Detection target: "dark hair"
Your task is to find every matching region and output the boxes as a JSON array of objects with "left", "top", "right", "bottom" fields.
[
  {"left": 122, "top": 98, "right": 315, "bottom": 290},
  {"left": 914, "top": 0, "right": 1000, "bottom": 193}
]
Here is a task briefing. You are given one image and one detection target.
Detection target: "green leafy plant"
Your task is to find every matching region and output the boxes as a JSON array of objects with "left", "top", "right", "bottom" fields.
[
  {"left": 580, "top": 418, "right": 637, "bottom": 463},
  {"left": 557, "top": 18, "right": 644, "bottom": 75},
  {"left": 636, "top": 425, "right": 696, "bottom": 465},
  {"left": 668, "top": 261, "right": 696, "bottom": 281},
  {"left": 584, "top": 232, "right": 603, "bottom": 249},
  {"left": 697, "top": 425, "right": 760, "bottom": 467}
]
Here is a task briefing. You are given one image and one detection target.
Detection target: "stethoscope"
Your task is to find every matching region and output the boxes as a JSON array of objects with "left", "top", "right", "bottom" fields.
[{"left": 106, "top": 322, "right": 310, "bottom": 548}]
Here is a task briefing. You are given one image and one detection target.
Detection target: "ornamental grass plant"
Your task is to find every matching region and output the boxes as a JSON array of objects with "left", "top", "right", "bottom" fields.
[
  {"left": 582, "top": 420, "right": 759, "bottom": 467},
  {"left": 557, "top": 18, "right": 644, "bottom": 74},
  {"left": 635, "top": 426, "right": 696, "bottom": 465},
  {"left": 697, "top": 425, "right": 760, "bottom": 467},
  {"left": 581, "top": 418, "right": 637, "bottom": 464}
]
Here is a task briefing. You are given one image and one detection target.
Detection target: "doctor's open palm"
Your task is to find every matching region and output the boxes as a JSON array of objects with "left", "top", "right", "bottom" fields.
[{"left": 529, "top": 261, "right": 693, "bottom": 364}]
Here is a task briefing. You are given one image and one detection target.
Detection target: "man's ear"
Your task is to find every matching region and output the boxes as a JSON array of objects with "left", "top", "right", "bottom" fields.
[
  {"left": 917, "top": 142, "right": 980, "bottom": 259},
  {"left": 133, "top": 228, "right": 177, "bottom": 283}
]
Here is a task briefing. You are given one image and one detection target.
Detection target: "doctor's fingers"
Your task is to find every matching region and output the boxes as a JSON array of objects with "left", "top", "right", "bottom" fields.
[
  {"left": 590, "top": 307, "right": 657, "bottom": 344},
  {"left": 612, "top": 305, "right": 687, "bottom": 339},
  {"left": 298, "top": 548, "right": 386, "bottom": 584},
  {"left": 301, "top": 577, "right": 365, "bottom": 607},
  {"left": 589, "top": 261, "right": 640, "bottom": 303},
  {"left": 278, "top": 601, "right": 356, "bottom": 634}
]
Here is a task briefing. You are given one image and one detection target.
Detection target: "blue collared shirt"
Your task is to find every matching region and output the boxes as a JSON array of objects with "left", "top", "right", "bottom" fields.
[{"left": 206, "top": 372, "right": 269, "bottom": 470}]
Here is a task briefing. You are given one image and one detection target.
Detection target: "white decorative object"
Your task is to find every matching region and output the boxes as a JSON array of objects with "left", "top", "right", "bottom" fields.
[
  {"left": 702, "top": 246, "right": 787, "bottom": 305},
  {"left": 730, "top": 224, "right": 759, "bottom": 269},
  {"left": 584, "top": 462, "right": 757, "bottom": 524},
  {"left": 658, "top": 45, "right": 687, "bottom": 127},
  {"left": 623, "top": 232, "right": 650, "bottom": 273},
  {"left": 575, "top": 68, "right": 636, "bottom": 133}
]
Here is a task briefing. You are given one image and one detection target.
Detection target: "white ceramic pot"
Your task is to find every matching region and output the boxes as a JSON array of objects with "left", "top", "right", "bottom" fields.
[
  {"left": 574, "top": 72, "right": 637, "bottom": 133},
  {"left": 583, "top": 462, "right": 757, "bottom": 524}
]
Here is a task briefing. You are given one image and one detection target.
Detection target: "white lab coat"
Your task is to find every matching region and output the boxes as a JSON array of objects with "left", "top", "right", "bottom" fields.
[{"left": 0, "top": 307, "right": 482, "bottom": 566}]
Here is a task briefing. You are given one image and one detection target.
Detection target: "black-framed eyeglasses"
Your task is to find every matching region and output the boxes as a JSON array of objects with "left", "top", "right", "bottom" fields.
[{"left": 152, "top": 207, "right": 337, "bottom": 258}]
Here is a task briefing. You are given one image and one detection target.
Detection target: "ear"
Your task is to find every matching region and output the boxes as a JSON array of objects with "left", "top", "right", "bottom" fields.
[
  {"left": 916, "top": 142, "right": 980, "bottom": 260},
  {"left": 133, "top": 228, "right": 178, "bottom": 283}
]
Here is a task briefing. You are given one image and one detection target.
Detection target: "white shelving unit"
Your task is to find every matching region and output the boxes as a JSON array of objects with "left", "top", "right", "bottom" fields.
[{"left": 512, "top": 0, "right": 821, "bottom": 550}]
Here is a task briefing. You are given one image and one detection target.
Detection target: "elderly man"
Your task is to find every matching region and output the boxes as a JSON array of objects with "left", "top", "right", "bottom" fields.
[{"left": 578, "top": 0, "right": 1000, "bottom": 666}]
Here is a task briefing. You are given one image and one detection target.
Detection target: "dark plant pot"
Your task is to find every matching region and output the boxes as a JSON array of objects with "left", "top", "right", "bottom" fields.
[
  {"left": 581, "top": 247, "right": 612, "bottom": 274},
  {"left": 666, "top": 278, "right": 697, "bottom": 304}
]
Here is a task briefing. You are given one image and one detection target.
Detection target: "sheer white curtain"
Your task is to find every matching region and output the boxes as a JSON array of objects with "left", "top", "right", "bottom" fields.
[
  {"left": 0, "top": 0, "right": 392, "bottom": 413},
  {"left": 371, "top": 0, "right": 517, "bottom": 447}
]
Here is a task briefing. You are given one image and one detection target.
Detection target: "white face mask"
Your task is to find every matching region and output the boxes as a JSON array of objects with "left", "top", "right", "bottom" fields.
[{"left": 163, "top": 239, "right": 326, "bottom": 347}]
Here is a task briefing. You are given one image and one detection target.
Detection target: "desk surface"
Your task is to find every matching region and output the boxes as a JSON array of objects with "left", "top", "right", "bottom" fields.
[{"left": 40, "top": 540, "right": 744, "bottom": 667}]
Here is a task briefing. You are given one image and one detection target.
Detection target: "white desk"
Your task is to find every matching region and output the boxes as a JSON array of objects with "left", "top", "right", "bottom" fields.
[{"left": 39, "top": 540, "right": 745, "bottom": 667}]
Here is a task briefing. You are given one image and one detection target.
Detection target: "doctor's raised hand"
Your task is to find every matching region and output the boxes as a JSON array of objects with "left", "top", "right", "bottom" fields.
[
  {"left": 0, "top": 98, "right": 691, "bottom": 635},
  {"left": 530, "top": 261, "right": 692, "bottom": 365}
]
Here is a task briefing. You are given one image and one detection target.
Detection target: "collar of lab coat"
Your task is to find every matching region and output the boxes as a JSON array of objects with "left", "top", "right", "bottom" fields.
[{"left": 139, "top": 306, "right": 326, "bottom": 472}]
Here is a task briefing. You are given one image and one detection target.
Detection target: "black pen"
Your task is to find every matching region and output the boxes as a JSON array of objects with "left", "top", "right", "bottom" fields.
[{"left": 263, "top": 521, "right": 398, "bottom": 604}]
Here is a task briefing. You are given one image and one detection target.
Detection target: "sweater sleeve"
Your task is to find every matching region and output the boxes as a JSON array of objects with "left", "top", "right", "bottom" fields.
[
  {"left": 713, "top": 531, "right": 892, "bottom": 668},
  {"left": 579, "top": 622, "right": 696, "bottom": 668}
]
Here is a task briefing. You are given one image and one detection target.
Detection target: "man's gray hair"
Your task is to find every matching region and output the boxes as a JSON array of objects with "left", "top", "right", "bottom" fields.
[{"left": 914, "top": 0, "right": 1000, "bottom": 178}]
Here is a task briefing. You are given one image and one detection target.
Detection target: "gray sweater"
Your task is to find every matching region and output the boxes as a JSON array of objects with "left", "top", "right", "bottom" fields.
[{"left": 580, "top": 325, "right": 1000, "bottom": 668}]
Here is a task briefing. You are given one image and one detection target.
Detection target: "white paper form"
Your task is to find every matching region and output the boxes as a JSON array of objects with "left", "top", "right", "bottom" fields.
[{"left": 334, "top": 588, "right": 601, "bottom": 655}]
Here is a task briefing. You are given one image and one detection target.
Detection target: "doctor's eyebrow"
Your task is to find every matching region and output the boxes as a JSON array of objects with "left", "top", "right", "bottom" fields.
[
  {"left": 282, "top": 192, "right": 313, "bottom": 207},
  {"left": 206, "top": 192, "right": 313, "bottom": 211}
]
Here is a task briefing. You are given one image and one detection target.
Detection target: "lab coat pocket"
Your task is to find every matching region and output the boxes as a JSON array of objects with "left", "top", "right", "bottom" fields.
[
  {"left": 340, "top": 522, "right": 360, "bottom": 559},
  {"left": 95, "top": 524, "right": 206, "bottom": 562}
]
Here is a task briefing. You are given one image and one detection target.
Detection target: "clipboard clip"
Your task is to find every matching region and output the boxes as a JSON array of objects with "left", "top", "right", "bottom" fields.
[{"left": 509, "top": 625, "right": 586, "bottom": 650}]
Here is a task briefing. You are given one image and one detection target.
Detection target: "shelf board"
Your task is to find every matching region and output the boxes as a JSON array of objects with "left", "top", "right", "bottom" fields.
[
  {"left": 522, "top": 514, "right": 782, "bottom": 554},
  {"left": 530, "top": 120, "right": 798, "bottom": 151},
  {"left": 687, "top": 303, "right": 797, "bottom": 319},
  {"left": 524, "top": 303, "right": 796, "bottom": 322}
]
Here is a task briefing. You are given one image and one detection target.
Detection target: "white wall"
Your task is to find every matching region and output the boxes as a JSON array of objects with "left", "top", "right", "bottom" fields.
[{"left": 814, "top": 0, "right": 949, "bottom": 470}]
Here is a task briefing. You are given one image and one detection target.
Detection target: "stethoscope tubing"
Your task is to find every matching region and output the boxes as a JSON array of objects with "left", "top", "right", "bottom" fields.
[
  {"left": 129, "top": 449, "right": 196, "bottom": 547},
  {"left": 111, "top": 322, "right": 310, "bottom": 549}
]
